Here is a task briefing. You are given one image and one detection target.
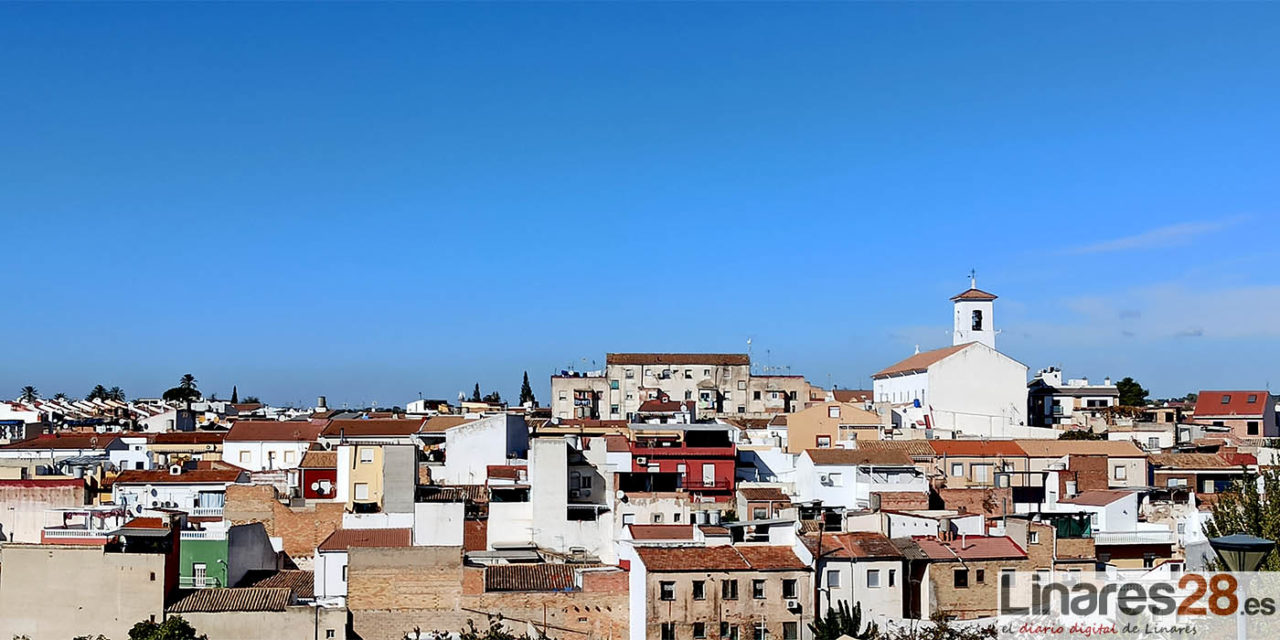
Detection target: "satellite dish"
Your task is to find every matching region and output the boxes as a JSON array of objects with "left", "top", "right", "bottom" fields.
[{"left": 310, "top": 482, "right": 320, "bottom": 491}]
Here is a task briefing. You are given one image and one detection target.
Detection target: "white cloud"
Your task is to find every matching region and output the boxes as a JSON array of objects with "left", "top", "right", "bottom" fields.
[{"left": 1063, "top": 216, "right": 1247, "bottom": 255}]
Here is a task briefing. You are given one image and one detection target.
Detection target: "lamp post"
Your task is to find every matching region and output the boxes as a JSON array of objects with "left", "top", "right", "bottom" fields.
[{"left": 1209, "top": 533, "right": 1275, "bottom": 640}]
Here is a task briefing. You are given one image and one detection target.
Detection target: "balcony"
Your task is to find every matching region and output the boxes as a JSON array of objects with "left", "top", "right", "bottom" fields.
[
  {"left": 42, "top": 526, "right": 112, "bottom": 542},
  {"left": 179, "top": 576, "right": 222, "bottom": 589},
  {"left": 1093, "top": 530, "right": 1176, "bottom": 546},
  {"left": 681, "top": 478, "right": 733, "bottom": 491},
  {"left": 190, "top": 506, "right": 224, "bottom": 517}
]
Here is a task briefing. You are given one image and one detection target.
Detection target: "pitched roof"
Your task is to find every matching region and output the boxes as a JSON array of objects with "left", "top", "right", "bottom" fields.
[
  {"left": 0, "top": 434, "right": 118, "bottom": 450},
  {"left": 635, "top": 545, "right": 807, "bottom": 572},
  {"left": 603, "top": 435, "right": 631, "bottom": 452},
  {"left": 317, "top": 528, "right": 412, "bottom": 552},
  {"left": 226, "top": 421, "right": 323, "bottom": 442},
  {"left": 418, "top": 485, "right": 489, "bottom": 503},
  {"left": 637, "top": 399, "right": 694, "bottom": 413},
  {"left": 298, "top": 449, "right": 337, "bottom": 469},
  {"left": 627, "top": 524, "right": 695, "bottom": 541},
  {"left": 168, "top": 588, "right": 292, "bottom": 613},
  {"left": 801, "top": 532, "right": 902, "bottom": 560},
  {"left": 421, "top": 415, "right": 474, "bottom": 433},
  {"left": 243, "top": 570, "right": 315, "bottom": 599},
  {"left": 114, "top": 468, "right": 243, "bottom": 485},
  {"left": 950, "top": 288, "right": 998, "bottom": 301},
  {"left": 606, "top": 353, "right": 750, "bottom": 366},
  {"left": 805, "top": 448, "right": 913, "bottom": 466},
  {"left": 121, "top": 517, "right": 168, "bottom": 530},
  {"left": 1194, "top": 391, "right": 1272, "bottom": 418},
  {"left": 320, "top": 418, "right": 425, "bottom": 438},
  {"left": 1014, "top": 440, "right": 1145, "bottom": 458},
  {"left": 912, "top": 535, "right": 1026, "bottom": 561},
  {"left": 872, "top": 344, "right": 974, "bottom": 379},
  {"left": 1059, "top": 490, "right": 1133, "bottom": 507},
  {"left": 855, "top": 439, "right": 936, "bottom": 459},
  {"left": 928, "top": 440, "right": 1026, "bottom": 457},
  {"left": 150, "top": 432, "right": 227, "bottom": 445},
  {"left": 485, "top": 564, "right": 577, "bottom": 592},
  {"left": 738, "top": 487, "right": 790, "bottom": 502},
  {"left": 1150, "top": 453, "right": 1237, "bottom": 469},
  {"left": 832, "top": 389, "right": 874, "bottom": 404}
]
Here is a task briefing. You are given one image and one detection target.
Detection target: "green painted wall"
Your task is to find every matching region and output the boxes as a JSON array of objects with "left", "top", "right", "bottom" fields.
[{"left": 179, "top": 538, "right": 229, "bottom": 587}]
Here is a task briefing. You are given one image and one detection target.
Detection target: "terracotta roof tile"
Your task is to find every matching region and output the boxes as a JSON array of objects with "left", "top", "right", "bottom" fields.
[
  {"left": 115, "top": 468, "right": 244, "bottom": 484},
  {"left": 1059, "top": 490, "right": 1133, "bottom": 507},
  {"left": 1150, "top": 453, "right": 1238, "bottom": 469},
  {"left": 226, "top": 421, "right": 323, "bottom": 442},
  {"left": 832, "top": 389, "right": 874, "bottom": 404},
  {"left": 168, "top": 587, "right": 292, "bottom": 613},
  {"left": 855, "top": 440, "right": 936, "bottom": 459},
  {"left": 738, "top": 487, "right": 791, "bottom": 502},
  {"left": 805, "top": 448, "right": 913, "bottom": 466},
  {"left": 317, "top": 528, "right": 412, "bottom": 552},
  {"left": 150, "top": 432, "right": 226, "bottom": 445},
  {"left": 1194, "top": 391, "right": 1272, "bottom": 418},
  {"left": 603, "top": 435, "right": 631, "bottom": 452},
  {"left": 607, "top": 353, "right": 750, "bottom": 366},
  {"left": 950, "top": 288, "right": 998, "bottom": 301},
  {"left": 320, "top": 418, "right": 426, "bottom": 438},
  {"left": 421, "top": 416, "right": 474, "bottom": 433},
  {"left": 298, "top": 450, "right": 337, "bottom": 469},
  {"left": 912, "top": 535, "right": 1026, "bottom": 561},
  {"left": 485, "top": 564, "right": 577, "bottom": 592},
  {"left": 418, "top": 485, "right": 489, "bottom": 503},
  {"left": 801, "top": 532, "right": 902, "bottom": 559},
  {"left": 928, "top": 440, "right": 1026, "bottom": 457},
  {"left": 244, "top": 570, "right": 315, "bottom": 600},
  {"left": 121, "top": 517, "right": 168, "bottom": 530},
  {"left": 873, "top": 344, "right": 974, "bottom": 379},
  {"left": 1014, "top": 440, "right": 1144, "bottom": 457},
  {"left": 0, "top": 434, "right": 118, "bottom": 450},
  {"left": 628, "top": 524, "right": 695, "bottom": 541},
  {"left": 636, "top": 545, "right": 806, "bottom": 572}
]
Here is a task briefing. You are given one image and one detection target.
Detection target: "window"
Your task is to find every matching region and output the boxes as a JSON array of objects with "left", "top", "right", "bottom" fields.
[
  {"left": 975, "top": 569, "right": 985, "bottom": 584},
  {"left": 704, "top": 369, "right": 711, "bottom": 377},
  {"left": 360, "top": 448, "right": 374, "bottom": 463},
  {"left": 652, "top": 513, "right": 663, "bottom": 524},
  {"left": 973, "top": 464, "right": 992, "bottom": 483},
  {"left": 1248, "top": 394, "right": 1258, "bottom": 403},
  {"left": 610, "top": 404, "right": 619, "bottom": 415},
  {"left": 753, "top": 508, "right": 768, "bottom": 520},
  {"left": 685, "top": 369, "right": 692, "bottom": 379},
  {"left": 972, "top": 309, "right": 983, "bottom": 331},
  {"left": 783, "top": 622, "right": 798, "bottom": 640},
  {"left": 754, "top": 391, "right": 761, "bottom": 400},
  {"left": 660, "top": 623, "right": 675, "bottom": 640},
  {"left": 673, "top": 512, "right": 681, "bottom": 522},
  {"left": 951, "top": 463, "right": 964, "bottom": 477},
  {"left": 753, "top": 622, "right": 767, "bottom": 640},
  {"left": 622, "top": 513, "right": 635, "bottom": 525},
  {"left": 625, "top": 369, "right": 634, "bottom": 379},
  {"left": 1113, "top": 466, "right": 1127, "bottom": 480},
  {"left": 1249, "top": 421, "right": 1260, "bottom": 435},
  {"left": 193, "top": 563, "right": 207, "bottom": 588},
  {"left": 1029, "top": 531, "right": 1040, "bottom": 544},
  {"left": 685, "top": 390, "right": 693, "bottom": 400},
  {"left": 609, "top": 380, "right": 619, "bottom": 390},
  {"left": 1222, "top": 395, "right": 1232, "bottom": 404},
  {"left": 559, "top": 391, "right": 567, "bottom": 401},
  {"left": 721, "top": 623, "right": 739, "bottom": 640},
  {"left": 826, "top": 570, "right": 841, "bottom": 588},
  {"left": 1167, "top": 478, "right": 1187, "bottom": 488},
  {"left": 693, "top": 623, "right": 706, "bottom": 639},
  {"left": 326, "top": 631, "right": 336, "bottom": 639},
  {"left": 722, "top": 579, "right": 739, "bottom": 600},
  {"left": 829, "top": 406, "right": 841, "bottom": 419},
  {"left": 659, "top": 581, "right": 675, "bottom": 601},
  {"left": 816, "top": 435, "right": 832, "bottom": 448},
  {"left": 867, "top": 569, "right": 881, "bottom": 588},
  {"left": 354, "top": 483, "right": 369, "bottom": 500},
  {"left": 284, "top": 451, "right": 295, "bottom": 463},
  {"left": 789, "top": 391, "right": 797, "bottom": 400},
  {"left": 738, "top": 381, "right": 747, "bottom": 391},
  {"left": 1143, "top": 552, "right": 1156, "bottom": 568},
  {"left": 239, "top": 451, "right": 251, "bottom": 463},
  {"left": 782, "top": 579, "right": 797, "bottom": 599},
  {"left": 751, "top": 579, "right": 766, "bottom": 599},
  {"left": 953, "top": 569, "right": 968, "bottom": 588},
  {"left": 1177, "top": 522, "right": 1186, "bottom": 534},
  {"left": 1001, "top": 569, "right": 1015, "bottom": 589},
  {"left": 738, "top": 406, "right": 745, "bottom": 414},
  {"left": 889, "top": 569, "right": 896, "bottom": 587},
  {"left": 1148, "top": 437, "right": 1160, "bottom": 449},
  {"left": 692, "top": 580, "right": 706, "bottom": 600}
]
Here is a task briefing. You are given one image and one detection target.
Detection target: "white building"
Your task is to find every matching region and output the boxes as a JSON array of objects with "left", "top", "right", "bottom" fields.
[
  {"left": 223, "top": 421, "right": 323, "bottom": 471},
  {"left": 872, "top": 280, "right": 1036, "bottom": 438},
  {"left": 313, "top": 528, "right": 412, "bottom": 605},
  {"left": 795, "top": 531, "right": 905, "bottom": 627},
  {"left": 113, "top": 465, "right": 247, "bottom": 518},
  {"left": 793, "top": 448, "right": 926, "bottom": 511},
  {"left": 1027, "top": 367, "right": 1120, "bottom": 429},
  {"left": 418, "top": 413, "right": 530, "bottom": 485}
]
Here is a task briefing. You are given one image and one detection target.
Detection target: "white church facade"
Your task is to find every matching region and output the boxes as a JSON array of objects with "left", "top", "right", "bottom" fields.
[{"left": 872, "top": 279, "right": 1051, "bottom": 439}]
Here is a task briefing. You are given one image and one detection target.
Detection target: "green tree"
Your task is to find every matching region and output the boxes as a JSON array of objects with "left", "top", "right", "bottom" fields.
[
  {"left": 432, "top": 618, "right": 532, "bottom": 640},
  {"left": 128, "top": 616, "right": 207, "bottom": 640},
  {"left": 242, "top": 396, "right": 261, "bottom": 404},
  {"left": 471, "top": 383, "right": 482, "bottom": 403},
  {"left": 1205, "top": 468, "right": 1280, "bottom": 571},
  {"left": 519, "top": 371, "right": 536, "bottom": 406},
  {"left": 482, "top": 390, "right": 502, "bottom": 404},
  {"left": 1116, "top": 377, "right": 1149, "bottom": 407},
  {"left": 163, "top": 373, "right": 201, "bottom": 404},
  {"left": 53, "top": 392, "right": 67, "bottom": 401},
  {"left": 19, "top": 386, "right": 38, "bottom": 403},
  {"left": 87, "top": 385, "right": 110, "bottom": 401},
  {"left": 178, "top": 374, "right": 197, "bottom": 391},
  {"left": 107, "top": 386, "right": 126, "bottom": 402},
  {"left": 1058, "top": 430, "right": 1105, "bottom": 441},
  {"left": 809, "top": 601, "right": 878, "bottom": 640},
  {"left": 230, "top": 385, "right": 238, "bottom": 404}
]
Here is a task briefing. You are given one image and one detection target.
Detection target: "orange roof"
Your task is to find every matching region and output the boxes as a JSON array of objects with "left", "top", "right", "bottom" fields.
[
  {"left": 801, "top": 532, "right": 902, "bottom": 559},
  {"left": 928, "top": 440, "right": 1026, "bottom": 457},
  {"left": 950, "top": 288, "right": 998, "bottom": 302},
  {"left": 913, "top": 535, "right": 1025, "bottom": 561},
  {"left": 1194, "top": 391, "right": 1272, "bottom": 418},
  {"left": 636, "top": 545, "right": 806, "bottom": 572},
  {"left": 317, "top": 528, "right": 412, "bottom": 552},
  {"left": 628, "top": 524, "right": 695, "bottom": 541},
  {"left": 872, "top": 344, "right": 974, "bottom": 379},
  {"left": 421, "top": 416, "right": 473, "bottom": 433},
  {"left": 226, "top": 421, "right": 323, "bottom": 442},
  {"left": 122, "top": 517, "right": 168, "bottom": 530},
  {"left": 0, "top": 434, "right": 118, "bottom": 450},
  {"left": 320, "top": 418, "right": 425, "bottom": 438},
  {"left": 1059, "top": 490, "right": 1133, "bottom": 507},
  {"left": 607, "top": 353, "right": 749, "bottom": 366},
  {"left": 1014, "top": 440, "right": 1144, "bottom": 458},
  {"left": 115, "top": 468, "right": 244, "bottom": 484}
]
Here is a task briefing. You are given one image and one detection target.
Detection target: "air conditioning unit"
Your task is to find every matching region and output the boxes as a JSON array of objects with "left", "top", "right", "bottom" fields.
[
  {"left": 786, "top": 599, "right": 801, "bottom": 611},
  {"left": 569, "top": 489, "right": 581, "bottom": 499},
  {"left": 636, "top": 457, "right": 647, "bottom": 466},
  {"left": 819, "top": 474, "right": 833, "bottom": 486},
  {"left": 579, "top": 489, "right": 591, "bottom": 498}
]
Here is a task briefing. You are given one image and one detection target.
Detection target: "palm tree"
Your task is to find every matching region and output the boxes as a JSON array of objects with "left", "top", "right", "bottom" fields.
[
  {"left": 179, "top": 374, "right": 197, "bottom": 391},
  {"left": 53, "top": 392, "right": 66, "bottom": 401},
  {"left": 19, "top": 386, "right": 38, "bottom": 403},
  {"left": 87, "top": 385, "right": 109, "bottom": 401},
  {"left": 107, "top": 386, "right": 126, "bottom": 402}
]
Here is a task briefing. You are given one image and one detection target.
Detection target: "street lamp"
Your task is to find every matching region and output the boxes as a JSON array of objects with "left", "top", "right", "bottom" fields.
[{"left": 1209, "top": 533, "right": 1276, "bottom": 572}]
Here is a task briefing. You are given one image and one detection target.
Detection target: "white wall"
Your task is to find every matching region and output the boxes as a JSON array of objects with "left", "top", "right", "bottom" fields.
[
  {"left": 874, "top": 371, "right": 928, "bottom": 406},
  {"left": 224, "top": 440, "right": 310, "bottom": 472},
  {"left": 818, "top": 558, "right": 904, "bottom": 626},
  {"left": 115, "top": 482, "right": 228, "bottom": 516},
  {"left": 413, "top": 502, "right": 464, "bottom": 546},
  {"left": 928, "top": 343, "right": 1029, "bottom": 437},
  {"left": 488, "top": 501, "right": 535, "bottom": 548},
  {"left": 341, "top": 512, "right": 414, "bottom": 530},
  {"left": 111, "top": 437, "right": 152, "bottom": 471},
  {"left": 314, "top": 550, "right": 348, "bottom": 601},
  {"left": 442, "top": 414, "right": 528, "bottom": 484}
]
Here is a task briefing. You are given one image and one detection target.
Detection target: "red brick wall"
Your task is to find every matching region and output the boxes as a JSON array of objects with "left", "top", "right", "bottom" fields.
[
  {"left": 223, "top": 484, "right": 344, "bottom": 559},
  {"left": 1067, "top": 455, "right": 1109, "bottom": 492},
  {"left": 938, "top": 488, "right": 1011, "bottom": 516},
  {"left": 874, "top": 491, "right": 930, "bottom": 511}
]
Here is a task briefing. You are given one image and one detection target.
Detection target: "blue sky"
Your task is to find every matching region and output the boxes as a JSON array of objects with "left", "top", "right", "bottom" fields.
[{"left": 3, "top": 3, "right": 1278, "bottom": 407}]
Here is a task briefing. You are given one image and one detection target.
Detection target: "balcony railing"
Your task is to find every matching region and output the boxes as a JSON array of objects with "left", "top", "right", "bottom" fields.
[
  {"left": 190, "top": 507, "right": 224, "bottom": 517},
  {"left": 681, "top": 479, "right": 733, "bottom": 491},
  {"left": 43, "top": 527, "right": 112, "bottom": 539},
  {"left": 179, "top": 576, "right": 222, "bottom": 589},
  {"left": 1093, "top": 530, "right": 1176, "bottom": 545}
]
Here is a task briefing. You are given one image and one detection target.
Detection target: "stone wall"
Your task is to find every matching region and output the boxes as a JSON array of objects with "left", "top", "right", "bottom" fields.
[{"left": 223, "top": 484, "right": 344, "bottom": 559}]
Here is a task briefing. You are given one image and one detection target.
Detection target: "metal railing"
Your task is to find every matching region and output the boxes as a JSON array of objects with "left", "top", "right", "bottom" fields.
[
  {"left": 179, "top": 576, "right": 222, "bottom": 589},
  {"left": 190, "top": 507, "right": 224, "bottom": 517},
  {"left": 1093, "top": 530, "right": 1176, "bottom": 545},
  {"left": 43, "top": 527, "right": 110, "bottom": 538}
]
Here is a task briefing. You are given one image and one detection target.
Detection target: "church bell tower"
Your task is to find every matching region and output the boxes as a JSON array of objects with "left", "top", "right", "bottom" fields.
[{"left": 951, "top": 271, "right": 997, "bottom": 349}]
